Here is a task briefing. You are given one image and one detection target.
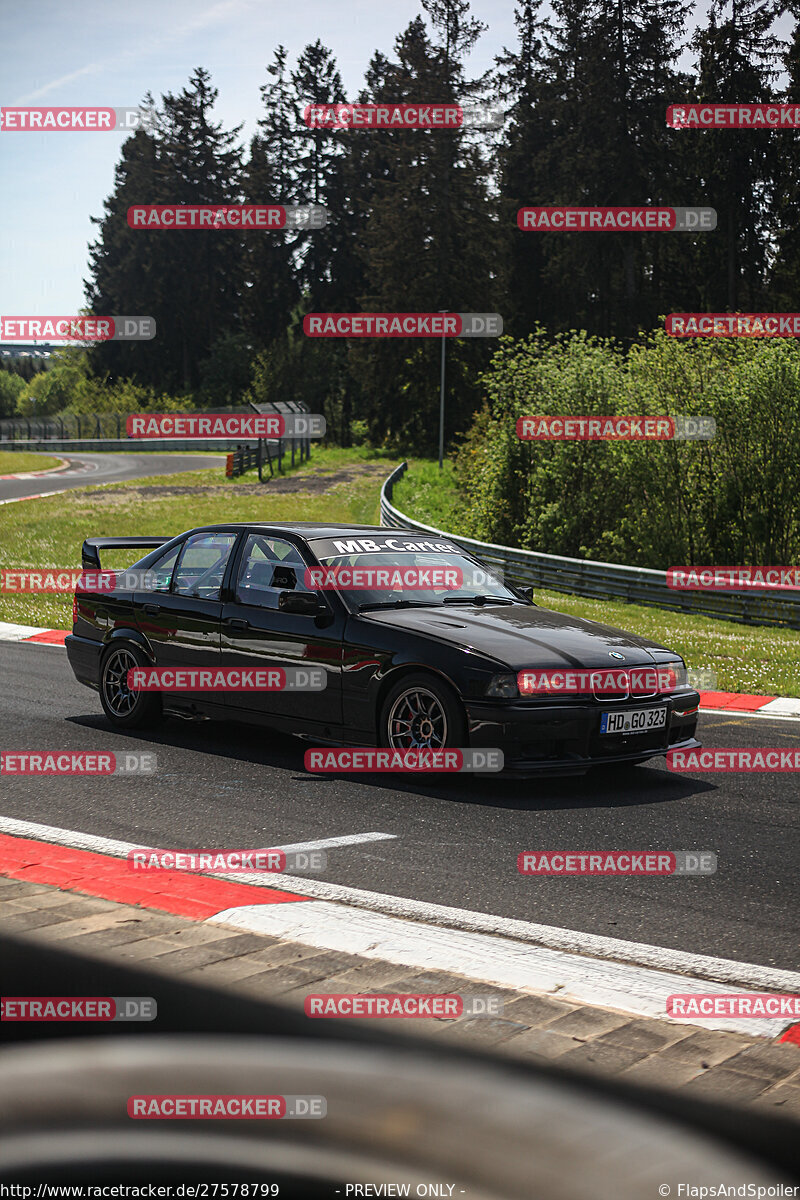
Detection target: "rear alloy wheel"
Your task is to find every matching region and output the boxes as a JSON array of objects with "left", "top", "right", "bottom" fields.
[
  {"left": 379, "top": 672, "right": 466, "bottom": 750},
  {"left": 99, "top": 644, "right": 161, "bottom": 729}
]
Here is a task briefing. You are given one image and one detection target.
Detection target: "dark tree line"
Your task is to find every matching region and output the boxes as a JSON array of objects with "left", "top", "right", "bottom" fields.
[{"left": 85, "top": 0, "right": 797, "bottom": 452}]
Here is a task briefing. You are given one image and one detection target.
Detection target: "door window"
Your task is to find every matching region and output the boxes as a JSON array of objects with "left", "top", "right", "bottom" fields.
[
  {"left": 146, "top": 544, "right": 180, "bottom": 593},
  {"left": 173, "top": 532, "right": 237, "bottom": 600},
  {"left": 235, "top": 534, "right": 314, "bottom": 609}
]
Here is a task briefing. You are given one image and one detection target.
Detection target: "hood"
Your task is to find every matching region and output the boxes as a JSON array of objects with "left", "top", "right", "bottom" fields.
[{"left": 360, "top": 603, "right": 672, "bottom": 671}]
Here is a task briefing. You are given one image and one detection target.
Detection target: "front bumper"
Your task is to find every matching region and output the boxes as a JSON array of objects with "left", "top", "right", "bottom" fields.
[{"left": 465, "top": 693, "right": 701, "bottom": 776}]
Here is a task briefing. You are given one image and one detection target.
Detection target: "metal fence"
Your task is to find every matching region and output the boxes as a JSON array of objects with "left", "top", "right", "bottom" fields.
[
  {"left": 225, "top": 434, "right": 309, "bottom": 479},
  {"left": 0, "top": 401, "right": 312, "bottom": 452},
  {"left": 380, "top": 462, "right": 800, "bottom": 631},
  {"left": 0, "top": 413, "right": 125, "bottom": 441}
]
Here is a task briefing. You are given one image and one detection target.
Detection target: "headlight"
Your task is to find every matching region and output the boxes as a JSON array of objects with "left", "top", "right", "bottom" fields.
[
  {"left": 661, "top": 660, "right": 689, "bottom": 690},
  {"left": 486, "top": 673, "right": 519, "bottom": 698}
]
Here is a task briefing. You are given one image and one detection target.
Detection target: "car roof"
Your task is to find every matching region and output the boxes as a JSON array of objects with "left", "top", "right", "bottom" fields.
[{"left": 196, "top": 523, "right": 427, "bottom": 540}]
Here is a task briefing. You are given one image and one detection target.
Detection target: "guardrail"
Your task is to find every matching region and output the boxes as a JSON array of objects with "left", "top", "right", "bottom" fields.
[
  {"left": 379, "top": 462, "right": 800, "bottom": 631},
  {"left": 0, "top": 438, "right": 240, "bottom": 453},
  {"left": 0, "top": 401, "right": 310, "bottom": 445}
]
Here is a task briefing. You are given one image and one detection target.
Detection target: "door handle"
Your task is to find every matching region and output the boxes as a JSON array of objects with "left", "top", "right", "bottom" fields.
[
  {"left": 144, "top": 603, "right": 161, "bottom": 614},
  {"left": 227, "top": 618, "right": 250, "bottom": 630}
]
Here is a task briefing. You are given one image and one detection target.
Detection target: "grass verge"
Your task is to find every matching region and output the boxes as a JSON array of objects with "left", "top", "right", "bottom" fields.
[
  {"left": 393, "top": 461, "right": 800, "bottom": 697},
  {"left": 392, "top": 457, "right": 462, "bottom": 529},
  {"left": 0, "top": 451, "right": 64, "bottom": 474}
]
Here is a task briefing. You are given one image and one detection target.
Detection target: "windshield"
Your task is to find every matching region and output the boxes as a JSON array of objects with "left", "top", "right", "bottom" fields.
[{"left": 312, "top": 550, "right": 523, "bottom": 609}]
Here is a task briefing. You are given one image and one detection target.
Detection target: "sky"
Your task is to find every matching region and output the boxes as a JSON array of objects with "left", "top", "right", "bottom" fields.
[
  {"left": 0, "top": 0, "right": 793, "bottom": 321},
  {"left": 0, "top": 0, "right": 521, "bottom": 321}
]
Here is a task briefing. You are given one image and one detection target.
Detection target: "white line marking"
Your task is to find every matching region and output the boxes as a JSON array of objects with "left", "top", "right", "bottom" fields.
[
  {"left": 208, "top": 899, "right": 793, "bottom": 1037},
  {"left": 274, "top": 833, "right": 397, "bottom": 853},
  {"left": 698, "top": 707, "right": 800, "bottom": 722},
  {"left": 758, "top": 698, "right": 800, "bottom": 717},
  {"left": 0, "top": 816, "right": 393, "bottom": 861},
  {"left": 0, "top": 492, "right": 51, "bottom": 507},
  {"left": 1, "top": 814, "right": 798, "bottom": 999},
  {"left": 0, "top": 622, "right": 49, "bottom": 641}
]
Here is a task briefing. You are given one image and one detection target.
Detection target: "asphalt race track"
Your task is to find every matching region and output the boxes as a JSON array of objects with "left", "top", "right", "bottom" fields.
[
  {"left": 0, "top": 451, "right": 226, "bottom": 503},
  {"left": 1, "top": 639, "right": 797, "bottom": 971}
]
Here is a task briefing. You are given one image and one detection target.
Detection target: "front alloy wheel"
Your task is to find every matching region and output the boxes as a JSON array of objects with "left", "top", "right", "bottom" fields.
[
  {"left": 379, "top": 672, "right": 466, "bottom": 751},
  {"left": 387, "top": 686, "right": 447, "bottom": 749}
]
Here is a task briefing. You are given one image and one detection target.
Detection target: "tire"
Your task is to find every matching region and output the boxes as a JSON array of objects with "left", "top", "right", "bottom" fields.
[
  {"left": 99, "top": 642, "right": 161, "bottom": 729},
  {"left": 0, "top": 1035, "right": 781, "bottom": 1194},
  {"left": 378, "top": 671, "right": 466, "bottom": 750}
]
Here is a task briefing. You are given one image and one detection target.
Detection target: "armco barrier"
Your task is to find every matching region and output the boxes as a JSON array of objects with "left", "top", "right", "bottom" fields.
[
  {"left": 0, "top": 439, "right": 239, "bottom": 453},
  {"left": 0, "top": 401, "right": 308, "bottom": 445},
  {"left": 379, "top": 463, "right": 800, "bottom": 630}
]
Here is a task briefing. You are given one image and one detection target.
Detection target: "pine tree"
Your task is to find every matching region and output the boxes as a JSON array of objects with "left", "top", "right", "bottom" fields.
[
  {"left": 768, "top": 8, "right": 800, "bottom": 309},
  {"left": 691, "top": 0, "right": 782, "bottom": 309},
  {"left": 243, "top": 46, "right": 301, "bottom": 351},
  {"left": 86, "top": 72, "right": 245, "bottom": 395},
  {"left": 351, "top": 8, "right": 503, "bottom": 451},
  {"left": 157, "top": 68, "right": 244, "bottom": 392}
]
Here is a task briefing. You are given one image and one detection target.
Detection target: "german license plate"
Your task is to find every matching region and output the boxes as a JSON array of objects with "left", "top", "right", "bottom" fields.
[{"left": 600, "top": 707, "right": 667, "bottom": 735}]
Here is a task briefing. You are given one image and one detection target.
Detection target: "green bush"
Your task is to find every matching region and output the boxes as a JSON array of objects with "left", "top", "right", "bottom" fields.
[
  {"left": 0, "top": 370, "right": 26, "bottom": 417},
  {"left": 455, "top": 330, "right": 800, "bottom": 567}
]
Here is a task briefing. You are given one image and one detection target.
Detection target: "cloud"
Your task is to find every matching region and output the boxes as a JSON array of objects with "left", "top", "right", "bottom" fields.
[
  {"left": 16, "top": 63, "right": 104, "bottom": 104},
  {"left": 13, "top": 0, "right": 257, "bottom": 105}
]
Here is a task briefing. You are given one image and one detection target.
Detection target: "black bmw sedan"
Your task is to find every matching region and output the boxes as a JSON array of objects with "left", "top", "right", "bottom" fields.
[{"left": 66, "top": 522, "right": 701, "bottom": 776}]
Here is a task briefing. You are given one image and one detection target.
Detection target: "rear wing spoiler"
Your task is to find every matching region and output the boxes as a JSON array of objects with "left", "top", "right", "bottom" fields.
[{"left": 81, "top": 536, "right": 174, "bottom": 570}]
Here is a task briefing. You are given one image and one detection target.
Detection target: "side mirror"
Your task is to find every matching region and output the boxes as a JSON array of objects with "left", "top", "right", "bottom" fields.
[
  {"left": 278, "top": 590, "right": 324, "bottom": 616},
  {"left": 517, "top": 585, "right": 535, "bottom": 604}
]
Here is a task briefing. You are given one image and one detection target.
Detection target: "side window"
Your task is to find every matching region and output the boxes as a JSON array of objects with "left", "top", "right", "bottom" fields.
[
  {"left": 235, "top": 534, "right": 314, "bottom": 609},
  {"left": 146, "top": 544, "right": 180, "bottom": 594},
  {"left": 173, "top": 532, "right": 237, "bottom": 600}
]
